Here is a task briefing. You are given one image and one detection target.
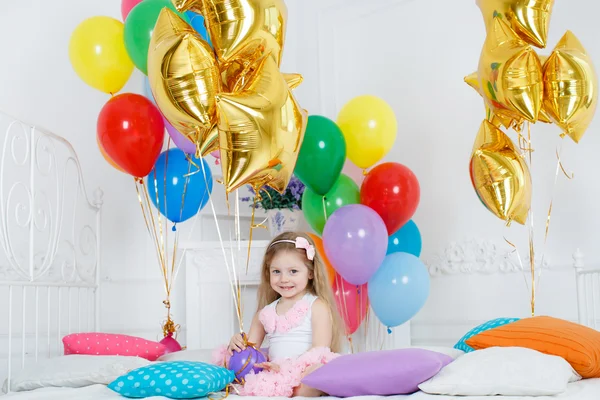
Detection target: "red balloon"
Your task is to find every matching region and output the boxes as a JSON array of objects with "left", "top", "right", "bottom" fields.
[
  {"left": 332, "top": 273, "right": 369, "bottom": 335},
  {"left": 360, "top": 162, "right": 420, "bottom": 234},
  {"left": 97, "top": 93, "right": 165, "bottom": 178}
]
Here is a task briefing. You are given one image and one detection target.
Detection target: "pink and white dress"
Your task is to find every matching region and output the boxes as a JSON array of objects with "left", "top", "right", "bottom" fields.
[{"left": 213, "top": 293, "right": 339, "bottom": 397}]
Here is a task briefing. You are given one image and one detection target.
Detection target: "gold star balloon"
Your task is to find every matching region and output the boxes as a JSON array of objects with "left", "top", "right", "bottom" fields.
[
  {"left": 477, "top": 16, "right": 544, "bottom": 125},
  {"left": 542, "top": 31, "right": 598, "bottom": 143},
  {"left": 148, "top": 8, "right": 221, "bottom": 156},
  {"left": 216, "top": 55, "right": 307, "bottom": 194},
  {"left": 476, "top": 0, "right": 554, "bottom": 48},
  {"left": 470, "top": 120, "right": 532, "bottom": 226}
]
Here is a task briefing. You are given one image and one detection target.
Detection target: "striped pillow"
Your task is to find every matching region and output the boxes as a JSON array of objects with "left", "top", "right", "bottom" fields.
[
  {"left": 465, "top": 316, "right": 600, "bottom": 378},
  {"left": 453, "top": 318, "right": 519, "bottom": 353}
]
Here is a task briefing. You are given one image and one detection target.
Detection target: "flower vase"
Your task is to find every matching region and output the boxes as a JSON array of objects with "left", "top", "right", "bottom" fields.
[{"left": 266, "top": 209, "right": 300, "bottom": 237}]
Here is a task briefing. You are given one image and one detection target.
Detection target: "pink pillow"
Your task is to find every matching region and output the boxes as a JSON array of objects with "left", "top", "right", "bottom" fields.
[{"left": 63, "top": 333, "right": 166, "bottom": 361}]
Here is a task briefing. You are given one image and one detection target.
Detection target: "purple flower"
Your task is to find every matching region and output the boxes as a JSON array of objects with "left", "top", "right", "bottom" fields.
[{"left": 238, "top": 176, "right": 305, "bottom": 210}]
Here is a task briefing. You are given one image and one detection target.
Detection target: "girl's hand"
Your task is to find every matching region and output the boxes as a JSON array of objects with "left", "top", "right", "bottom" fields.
[
  {"left": 255, "top": 362, "right": 280, "bottom": 372},
  {"left": 227, "top": 333, "right": 246, "bottom": 355}
]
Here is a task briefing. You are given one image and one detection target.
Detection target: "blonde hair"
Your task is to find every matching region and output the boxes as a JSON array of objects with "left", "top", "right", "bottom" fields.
[{"left": 257, "top": 231, "right": 344, "bottom": 353}]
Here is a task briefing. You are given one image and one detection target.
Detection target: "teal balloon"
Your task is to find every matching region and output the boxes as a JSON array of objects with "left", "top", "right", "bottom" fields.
[
  {"left": 368, "top": 252, "right": 430, "bottom": 328},
  {"left": 387, "top": 220, "right": 422, "bottom": 256},
  {"left": 294, "top": 115, "right": 346, "bottom": 195},
  {"left": 124, "top": 0, "right": 190, "bottom": 75}
]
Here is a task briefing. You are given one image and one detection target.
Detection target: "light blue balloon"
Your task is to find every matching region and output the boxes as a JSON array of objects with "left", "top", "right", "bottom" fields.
[
  {"left": 368, "top": 252, "right": 430, "bottom": 328},
  {"left": 146, "top": 148, "right": 213, "bottom": 223},
  {"left": 185, "top": 11, "right": 212, "bottom": 47},
  {"left": 387, "top": 220, "right": 422, "bottom": 256},
  {"left": 143, "top": 76, "right": 156, "bottom": 106}
]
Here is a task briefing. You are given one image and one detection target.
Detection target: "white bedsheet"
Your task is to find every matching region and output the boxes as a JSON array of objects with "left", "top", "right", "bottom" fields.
[{"left": 3, "top": 379, "right": 600, "bottom": 399}]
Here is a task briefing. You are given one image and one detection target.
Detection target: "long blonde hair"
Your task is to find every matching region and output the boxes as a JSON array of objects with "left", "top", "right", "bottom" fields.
[{"left": 257, "top": 231, "right": 344, "bottom": 353}]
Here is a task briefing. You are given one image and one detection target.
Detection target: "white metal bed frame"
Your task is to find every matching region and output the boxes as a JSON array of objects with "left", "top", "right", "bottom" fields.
[
  {"left": 573, "top": 249, "right": 600, "bottom": 331},
  {"left": 0, "top": 110, "right": 102, "bottom": 392}
]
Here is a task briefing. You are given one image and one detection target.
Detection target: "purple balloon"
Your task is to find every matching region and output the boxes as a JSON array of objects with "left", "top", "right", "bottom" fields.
[
  {"left": 165, "top": 119, "right": 196, "bottom": 154},
  {"left": 228, "top": 346, "right": 267, "bottom": 381},
  {"left": 323, "top": 204, "right": 388, "bottom": 285}
]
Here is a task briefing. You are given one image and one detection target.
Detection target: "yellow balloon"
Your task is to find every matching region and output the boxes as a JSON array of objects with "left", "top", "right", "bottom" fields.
[
  {"left": 476, "top": 0, "right": 554, "bottom": 48},
  {"left": 477, "top": 16, "right": 544, "bottom": 124},
  {"left": 542, "top": 31, "right": 598, "bottom": 143},
  {"left": 470, "top": 120, "right": 531, "bottom": 226},
  {"left": 69, "top": 16, "right": 134, "bottom": 94},
  {"left": 147, "top": 8, "right": 221, "bottom": 156},
  {"left": 217, "top": 55, "right": 307, "bottom": 194},
  {"left": 336, "top": 95, "right": 397, "bottom": 170}
]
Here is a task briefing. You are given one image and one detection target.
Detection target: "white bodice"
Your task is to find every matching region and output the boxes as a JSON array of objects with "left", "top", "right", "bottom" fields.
[{"left": 258, "top": 293, "right": 318, "bottom": 361}]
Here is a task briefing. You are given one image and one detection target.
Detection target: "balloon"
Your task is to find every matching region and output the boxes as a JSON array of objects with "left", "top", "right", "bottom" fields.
[
  {"left": 469, "top": 120, "right": 531, "bottom": 225},
  {"left": 302, "top": 174, "right": 360, "bottom": 235},
  {"left": 166, "top": 120, "right": 197, "bottom": 155},
  {"left": 323, "top": 204, "right": 388, "bottom": 285},
  {"left": 148, "top": 8, "right": 220, "bottom": 157},
  {"left": 294, "top": 115, "right": 346, "bottom": 196},
  {"left": 124, "top": 0, "right": 190, "bottom": 75},
  {"left": 159, "top": 332, "right": 182, "bottom": 354},
  {"left": 147, "top": 148, "right": 213, "bottom": 223},
  {"left": 211, "top": 150, "right": 221, "bottom": 160},
  {"left": 368, "top": 252, "right": 430, "bottom": 328},
  {"left": 542, "top": 31, "right": 598, "bottom": 143},
  {"left": 332, "top": 274, "right": 369, "bottom": 335},
  {"left": 97, "top": 93, "right": 165, "bottom": 178},
  {"left": 360, "top": 162, "right": 420, "bottom": 235},
  {"left": 217, "top": 55, "right": 307, "bottom": 194},
  {"left": 68, "top": 16, "right": 134, "bottom": 94},
  {"left": 172, "top": 0, "right": 287, "bottom": 67},
  {"left": 476, "top": 16, "right": 543, "bottom": 124},
  {"left": 143, "top": 76, "right": 156, "bottom": 106},
  {"left": 307, "top": 233, "right": 336, "bottom": 285},
  {"left": 185, "top": 11, "right": 212, "bottom": 45},
  {"left": 476, "top": 0, "right": 554, "bottom": 48},
  {"left": 228, "top": 345, "right": 266, "bottom": 381},
  {"left": 97, "top": 136, "right": 125, "bottom": 173},
  {"left": 387, "top": 220, "right": 422, "bottom": 257},
  {"left": 336, "top": 95, "right": 397, "bottom": 169},
  {"left": 121, "top": 0, "right": 144, "bottom": 20}
]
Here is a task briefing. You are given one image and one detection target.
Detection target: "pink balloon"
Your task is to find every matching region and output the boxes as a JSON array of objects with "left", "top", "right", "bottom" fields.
[
  {"left": 121, "top": 0, "right": 144, "bottom": 20},
  {"left": 165, "top": 119, "right": 196, "bottom": 154},
  {"left": 159, "top": 333, "right": 182, "bottom": 355},
  {"left": 210, "top": 150, "right": 220, "bottom": 159},
  {"left": 332, "top": 274, "right": 368, "bottom": 335},
  {"left": 342, "top": 159, "right": 365, "bottom": 187}
]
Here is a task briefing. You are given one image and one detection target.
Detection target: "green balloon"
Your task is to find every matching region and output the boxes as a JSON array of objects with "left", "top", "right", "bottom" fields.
[
  {"left": 124, "top": 0, "right": 190, "bottom": 75},
  {"left": 295, "top": 115, "right": 346, "bottom": 196},
  {"left": 302, "top": 174, "right": 360, "bottom": 234}
]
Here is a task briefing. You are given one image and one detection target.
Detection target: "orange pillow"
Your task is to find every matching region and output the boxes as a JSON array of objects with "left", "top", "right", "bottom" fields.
[{"left": 465, "top": 316, "right": 600, "bottom": 378}]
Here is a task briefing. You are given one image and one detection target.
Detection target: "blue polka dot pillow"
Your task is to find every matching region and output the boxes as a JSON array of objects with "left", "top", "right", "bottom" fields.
[
  {"left": 108, "top": 361, "right": 235, "bottom": 399},
  {"left": 454, "top": 318, "right": 520, "bottom": 353}
]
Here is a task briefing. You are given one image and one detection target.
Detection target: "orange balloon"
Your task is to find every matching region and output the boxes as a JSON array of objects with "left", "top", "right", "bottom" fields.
[
  {"left": 308, "top": 233, "right": 336, "bottom": 285},
  {"left": 97, "top": 136, "right": 125, "bottom": 172}
]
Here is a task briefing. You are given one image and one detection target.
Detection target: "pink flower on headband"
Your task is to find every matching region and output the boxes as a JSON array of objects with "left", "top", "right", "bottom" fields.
[{"left": 295, "top": 237, "right": 315, "bottom": 261}]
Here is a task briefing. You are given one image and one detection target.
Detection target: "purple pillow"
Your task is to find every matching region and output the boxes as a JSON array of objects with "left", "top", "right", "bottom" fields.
[{"left": 301, "top": 348, "right": 453, "bottom": 397}]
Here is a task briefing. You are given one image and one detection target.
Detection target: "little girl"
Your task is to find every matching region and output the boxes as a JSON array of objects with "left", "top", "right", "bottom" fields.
[{"left": 213, "top": 232, "right": 344, "bottom": 397}]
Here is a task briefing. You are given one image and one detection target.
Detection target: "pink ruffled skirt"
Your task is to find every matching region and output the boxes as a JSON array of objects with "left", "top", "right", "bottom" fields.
[{"left": 212, "top": 346, "right": 339, "bottom": 397}]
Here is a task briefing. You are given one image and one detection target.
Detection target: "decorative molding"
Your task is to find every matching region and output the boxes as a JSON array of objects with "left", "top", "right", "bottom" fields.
[{"left": 425, "top": 239, "right": 550, "bottom": 276}]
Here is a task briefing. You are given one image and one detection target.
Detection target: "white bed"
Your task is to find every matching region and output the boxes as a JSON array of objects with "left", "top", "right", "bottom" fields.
[{"left": 2, "top": 109, "right": 600, "bottom": 399}]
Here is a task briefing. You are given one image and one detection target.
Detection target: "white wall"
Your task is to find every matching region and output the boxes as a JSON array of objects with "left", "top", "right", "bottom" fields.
[{"left": 1, "top": 0, "right": 600, "bottom": 345}]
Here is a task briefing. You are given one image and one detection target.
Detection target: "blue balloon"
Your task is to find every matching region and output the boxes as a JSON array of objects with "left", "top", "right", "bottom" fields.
[
  {"left": 185, "top": 11, "right": 212, "bottom": 47},
  {"left": 387, "top": 220, "right": 422, "bottom": 256},
  {"left": 147, "top": 149, "right": 213, "bottom": 223},
  {"left": 143, "top": 76, "right": 156, "bottom": 106},
  {"left": 368, "top": 252, "right": 430, "bottom": 328}
]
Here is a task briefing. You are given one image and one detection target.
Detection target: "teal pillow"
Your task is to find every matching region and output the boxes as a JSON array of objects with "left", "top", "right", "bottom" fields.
[
  {"left": 454, "top": 318, "right": 520, "bottom": 353},
  {"left": 108, "top": 361, "right": 234, "bottom": 399}
]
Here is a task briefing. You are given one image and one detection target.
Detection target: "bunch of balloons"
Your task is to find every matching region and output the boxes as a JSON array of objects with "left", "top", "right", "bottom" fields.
[
  {"left": 295, "top": 96, "right": 429, "bottom": 334},
  {"left": 466, "top": 0, "right": 598, "bottom": 226}
]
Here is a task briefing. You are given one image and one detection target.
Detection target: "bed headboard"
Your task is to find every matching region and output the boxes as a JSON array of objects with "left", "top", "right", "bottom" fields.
[{"left": 0, "top": 111, "right": 102, "bottom": 389}]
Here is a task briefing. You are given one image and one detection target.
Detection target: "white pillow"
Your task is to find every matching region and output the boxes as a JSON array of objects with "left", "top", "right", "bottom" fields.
[
  {"left": 3, "top": 355, "right": 150, "bottom": 393},
  {"left": 409, "top": 346, "right": 464, "bottom": 360},
  {"left": 418, "top": 347, "right": 581, "bottom": 396},
  {"left": 157, "top": 349, "right": 213, "bottom": 363}
]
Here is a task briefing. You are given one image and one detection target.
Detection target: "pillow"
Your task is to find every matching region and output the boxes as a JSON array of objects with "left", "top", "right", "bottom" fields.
[
  {"left": 3, "top": 355, "right": 150, "bottom": 393},
  {"left": 108, "top": 361, "right": 235, "bottom": 399},
  {"left": 63, "top": 333, "right": 166, "bottom": 361},
  {"left": 454, "top": 317, "right": 519, "bottom": 352},
  {"left": 301, "top": 348, "right": 453, "bottom": 396},
  {"left": 419, "top": 347, "right": 580, "bottom": 396},
  {"left": 465, "top": 316, "right": 600, "bottom": 378}
]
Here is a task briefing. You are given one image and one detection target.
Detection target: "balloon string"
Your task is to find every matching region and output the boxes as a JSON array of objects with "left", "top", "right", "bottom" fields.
[
  {"left": 321, "top": 196, "right": 328, "bottom": 224},
  {"left": 525, "top": 121, "right": 535, "bottom": 317}
]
